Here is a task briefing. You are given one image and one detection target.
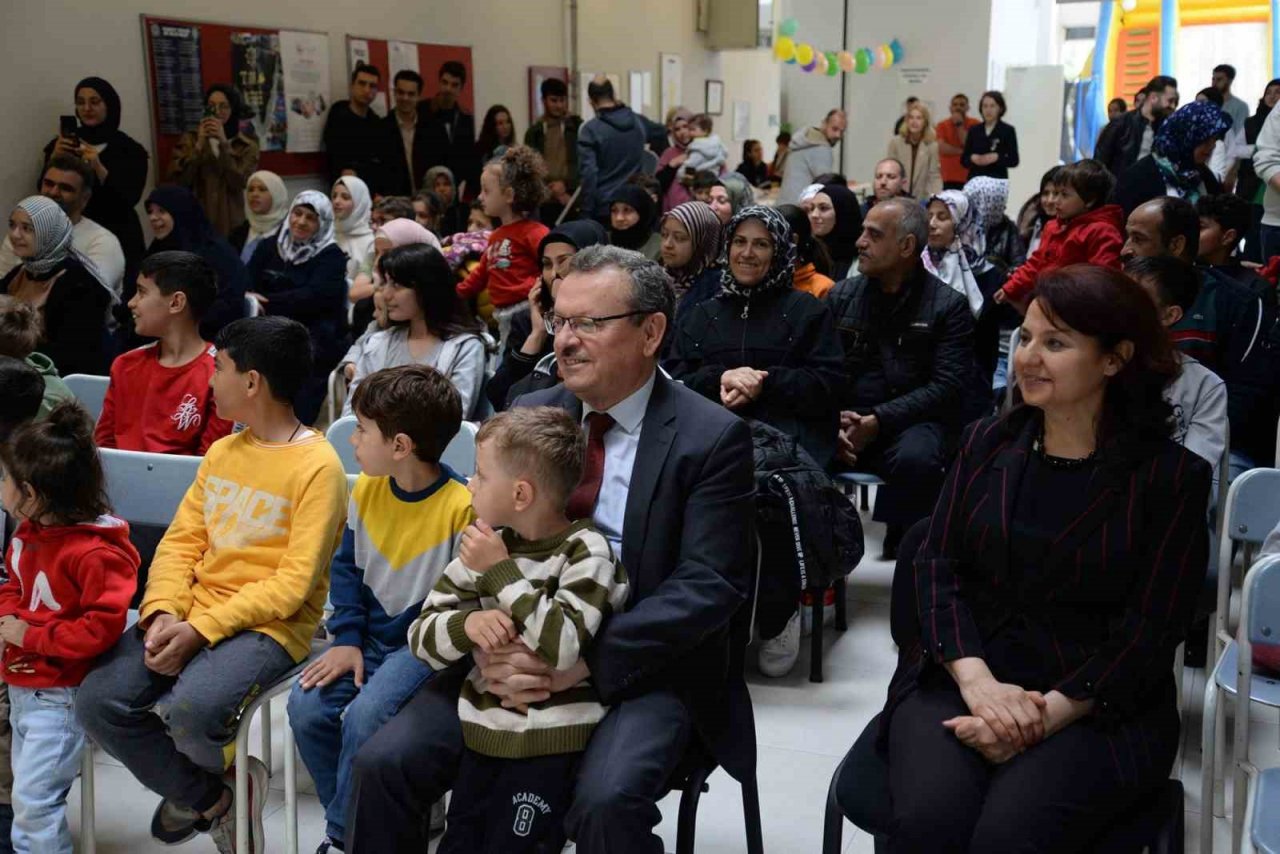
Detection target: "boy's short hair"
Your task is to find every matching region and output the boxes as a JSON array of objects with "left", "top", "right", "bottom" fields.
[
  {"left": 540, "top": 78, "right": 568, "bottom": 99},
  {"left": 393, "top": 70, "right": 423, "bottom": 92},
  {"left": 690, "top": 113, "right": 714, "bottom": 133},
  {"left": 692, "top": 172, "right": 719, "bottom": 192},
  {"left": 440, "top": 61, "right": 467, "bottom": 85},
  {"left": 351, "top": 365, "right": 462, "bottom": 464},
  {"left": 1124, "top": 255, "right": 1200, "bottom": 314},
  {"left": 0, "top": 295, "right": 43, "bottom": 359},
  {"left": 374, "top": 196, "right": 416, "bottom": 222},
  {"left": 1196, "top": 193, "right": 1251, "bottom": 249},
  {"left": 476, "top": 407, "right": 585, "bottom": 509},
  {"left": 213, "top": 316, "right": 313, "bottom": 406},
  {"left": 0, "top": 356, "right": 45, "bottom": 443},
  {"left": 1055, "top": 158, "right": 1114, "bottom": 209},
  {"left": 351, "top": 62, "right": 380, "bottom": 84},
  {"left": 137, "top": 250, "right": 218, "bottom": 320}
]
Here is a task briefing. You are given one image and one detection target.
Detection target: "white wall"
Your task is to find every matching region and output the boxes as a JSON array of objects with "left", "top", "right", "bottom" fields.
[{"left": 719, "top": 48, "right": 784, "bottom": 167}]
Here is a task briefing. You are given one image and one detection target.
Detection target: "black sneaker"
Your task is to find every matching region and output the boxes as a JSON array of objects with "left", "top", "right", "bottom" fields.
[
  {"left": 882, "top": 524, "right": 904, "bottom": 561},
  {"left": 150, "top": 797, "right": 209, "bottom": 845}
]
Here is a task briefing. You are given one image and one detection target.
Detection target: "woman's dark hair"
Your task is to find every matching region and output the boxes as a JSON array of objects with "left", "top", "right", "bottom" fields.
[
  {"left": 778, "top": 204, "right": 833, "bottom": 276},
  {"left": 477, "top": 105, "right": 517, "bottom": 156},
  {"left": 1108, "top": 97, "right": 1127, "bottom": 113},
  {"left": 1030, "top": 265, "right": 1178, "bottom": 448},
  {"left": 1017, "top": 165, "right": 1064, "bottom": 239},
  {"left": 1258, "top": 79, "right": 1280, "bottom": 113},
  {"left": 812, "top": 172, "right": 847, "bottom": 186},
  {"left": 979, "top": 90, "right": 1007, "bottom": 118},
  {"left": 378, "top": 243, "right": 483, "bottom": 338},
  {"left": 0, "top": 356, "right": 44, "bottom": 442},
  {"left": 0, "top": 401, "right": 109, "bottom": 525},
  {"left": 1196, "top": 87, "right": 1225, "bottom": 108},
  {"left": 741, "top": 139, "right": 761, "bottom": 162}
]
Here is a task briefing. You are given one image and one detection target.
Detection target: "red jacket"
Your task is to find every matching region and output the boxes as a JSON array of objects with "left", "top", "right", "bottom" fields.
[
  {"left": 95, "top": 343, "right": 233, "bottom": 456},
  {"left": 0, "top": 517, "right": 139, "bottom": 687},
  {"left": 456, "top": 219, "right": 549, "bottom": 308},
  {"left": 999, "top": 204, "right": 1125, "bottom": 302}
]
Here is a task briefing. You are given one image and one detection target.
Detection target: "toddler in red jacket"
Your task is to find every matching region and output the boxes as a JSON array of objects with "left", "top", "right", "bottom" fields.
[
  {"left": 996, "top": 159, "right": 1124, "bottom": 307},
  {"left": 456, "top": 146, "right": 550, "bottom": 348},
  {"left": 0, "top": 403, "right": 139, "bottom": 852}
]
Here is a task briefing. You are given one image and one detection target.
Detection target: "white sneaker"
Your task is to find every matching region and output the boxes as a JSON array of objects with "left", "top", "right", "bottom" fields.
[
  {"left": 208, "top": 756, "right": 268, "bottom": 853},
  {"left": 757, "top": 611, "right": 801, "bottom": 677}
]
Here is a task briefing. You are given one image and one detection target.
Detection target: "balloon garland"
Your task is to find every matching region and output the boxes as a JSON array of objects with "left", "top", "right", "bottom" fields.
[{"left": 774, "top": 19, "right": 903, "bottom": 76}]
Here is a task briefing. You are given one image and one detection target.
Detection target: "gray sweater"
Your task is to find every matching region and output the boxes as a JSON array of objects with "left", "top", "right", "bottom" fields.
[{"left": 343, "top": 327, "right": 487, "bottom": 418}]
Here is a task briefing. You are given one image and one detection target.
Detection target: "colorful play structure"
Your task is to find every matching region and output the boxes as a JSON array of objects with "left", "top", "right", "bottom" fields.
[{"left": 1073, "top": 0, "right": 1277, "bottom": 158}]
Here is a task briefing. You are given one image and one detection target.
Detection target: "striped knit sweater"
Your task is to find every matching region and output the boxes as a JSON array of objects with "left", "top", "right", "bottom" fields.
[{"left": 410, "top": 520, "right": 628, "bottom": 759}]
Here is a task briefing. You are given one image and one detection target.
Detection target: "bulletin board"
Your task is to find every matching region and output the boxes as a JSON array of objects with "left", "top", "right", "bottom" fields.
[
  {"left": 344, "top": 36, "right": 475, "bottom": 116},
  {"left": 141, "top": 15, "right": 329, "bottom": 177}
]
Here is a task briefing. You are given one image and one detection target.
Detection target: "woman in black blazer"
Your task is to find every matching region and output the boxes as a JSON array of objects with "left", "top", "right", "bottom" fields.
[
  {"left": 962, "top": 90, "right": 1020, "bottom": 180},
  {"left": 876, "top": 264, "right": 1211, "bottom": 852}
]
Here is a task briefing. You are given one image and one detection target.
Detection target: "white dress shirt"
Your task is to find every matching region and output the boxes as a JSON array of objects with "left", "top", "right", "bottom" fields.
[{"left": 583, "top": 370, "right": 656, "bottom": 553}]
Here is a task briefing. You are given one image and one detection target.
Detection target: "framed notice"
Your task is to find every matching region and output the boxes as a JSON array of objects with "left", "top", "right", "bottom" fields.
[
  {"left": 705, "top": 79, "right": 724, "bottom": 116},
  {"left": 660, "top": 53, "right": 682, "bottom": 118}
]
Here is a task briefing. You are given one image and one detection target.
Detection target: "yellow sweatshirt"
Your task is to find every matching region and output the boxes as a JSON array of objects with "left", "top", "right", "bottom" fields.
[{"left": 140, "top": 429, "right": 348, "bottom": 661}]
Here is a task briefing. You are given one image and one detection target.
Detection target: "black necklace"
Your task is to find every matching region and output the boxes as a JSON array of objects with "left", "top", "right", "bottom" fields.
[{"left": 1033, "top": 428, "right": 1097, "bottom": 470}]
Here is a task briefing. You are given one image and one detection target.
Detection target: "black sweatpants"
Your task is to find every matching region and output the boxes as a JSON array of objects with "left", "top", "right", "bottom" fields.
[
  {"left": 437, "top": 749, "right": 580, "bottom": 854},
  {"left": 855, "top": 422, "right": 951, "bottom": 529}
]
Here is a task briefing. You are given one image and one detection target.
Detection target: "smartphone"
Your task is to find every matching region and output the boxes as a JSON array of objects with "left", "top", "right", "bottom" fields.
[
  {"left": 203, "top": 104, "right": 219, "bottom": 120},
  {"left": 59, "top": 115, "right": 78, "bottom": 143}
]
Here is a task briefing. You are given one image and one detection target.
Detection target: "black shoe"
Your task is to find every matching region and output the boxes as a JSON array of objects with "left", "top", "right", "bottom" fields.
[
  {"left": 1184, "top": 617, "right": 1209, "bottom": 668},
  {"left": 150, "top": 797, "right": 208, "bottom": 845},
  {"left": 882, "top": 525, "right": 904, "bottom": 561},
  {"left": 0, "top": 802, "right": 13, "bottom": 854}
]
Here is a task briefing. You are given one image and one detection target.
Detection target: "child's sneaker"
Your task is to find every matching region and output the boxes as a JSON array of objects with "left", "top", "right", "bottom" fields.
[{"left": 208, "top": 756, "right": 269, "bottom": 853}]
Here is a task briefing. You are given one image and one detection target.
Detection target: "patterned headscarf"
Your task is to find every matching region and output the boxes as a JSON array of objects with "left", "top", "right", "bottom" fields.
[
  {"left": 243, "top": 170, "right": 290, "bottom": 243},
  {"left": 719, "top": 205, "right": 796, "bottom": 298},
  {"left": 277, "top": 190, "right": 337, "bottom": 266},
  {"left": 923, "top": 191, "right": 983, "bottom": 317},
  {"left": 661, "top": 201, "right": 723, "bottom": 294},
  {"left": 12, "top": 196, "right": 77, "bottom": 278},
  {"left": 1153, "top": 102, "right": 1233, "bottom": 195},
  {"left": 961, "top": 176, "right": 1009, "bottom": 261}
]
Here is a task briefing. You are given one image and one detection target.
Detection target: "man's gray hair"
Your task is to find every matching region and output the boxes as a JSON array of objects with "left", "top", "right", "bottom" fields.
[
  {"left": 880, "top": 198, "right": 929, "bottom": 256},
  {"left": 568, "top": 245, "right": 676, "bottom": 326}
]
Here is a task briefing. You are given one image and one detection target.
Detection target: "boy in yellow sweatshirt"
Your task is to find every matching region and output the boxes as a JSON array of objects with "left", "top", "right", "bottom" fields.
[{"left": 76, "top": 317, "right": 348, "bottom": 854}]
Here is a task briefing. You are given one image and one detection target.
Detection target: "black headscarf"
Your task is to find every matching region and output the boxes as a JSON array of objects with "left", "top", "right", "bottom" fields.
[
  {"left": 206, "top": 84, "right": 244, "bottom": 139},
  {"left": 537, "top": 219, "right": 609, "bottom": 259},
  {"left": 608, "top": 184, "right": 657, "bottom": 251},
  {"left": 73, "top": 77, "right": 122, "bottom": 146},
  {"left": 819, "top": 184, "right": 863, "bottom": 278},
  {"left": 145, "top": 185, "right": 220, "bottom": 253}
]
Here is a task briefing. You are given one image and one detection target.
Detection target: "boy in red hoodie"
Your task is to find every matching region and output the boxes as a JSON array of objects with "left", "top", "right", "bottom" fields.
[
  {"left": 455, "top": 146, "right": 550, "bottom": 348},
  {"left": 0, "top": 402, "right": 138, "bottom": 852},
  {"left": 996, "top": 159, "right": 1124, "bottom": 307}
]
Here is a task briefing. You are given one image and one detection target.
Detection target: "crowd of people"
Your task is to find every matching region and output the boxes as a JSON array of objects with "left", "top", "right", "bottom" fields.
[{"left": 0, "top": 55, "right": 1276, "bottom": 854}]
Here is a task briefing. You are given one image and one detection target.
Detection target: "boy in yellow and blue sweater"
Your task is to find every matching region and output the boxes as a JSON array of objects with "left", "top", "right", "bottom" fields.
[
  {"left": 411, "top": 406, "right": 629, "bottom": 852},
  {"left": 287, "top": 365, "right": 473, "bottom": 852}
]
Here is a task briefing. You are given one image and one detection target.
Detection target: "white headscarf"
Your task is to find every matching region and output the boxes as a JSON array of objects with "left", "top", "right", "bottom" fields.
[
  {"left": 277, "top": 190, "right": 337, "bottom": 266},
  {"left": 243, "top": 170, "right": 289, "bottom": 242},
  {"left": 922, "top": 190, "right": 983, "bottom": 317},
  {"left": 12, "top": 196, "right": 79, "bottom": 277},
  {"left": 333, "top": 176, "right": 374, "bottom": 240},
  {"left": 798, "top": 183, "right": 824, "bottom": 204}
]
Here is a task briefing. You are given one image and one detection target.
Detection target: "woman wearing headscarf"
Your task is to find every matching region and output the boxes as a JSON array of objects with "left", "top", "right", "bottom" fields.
[
  {"left": 229, "top": 170, "right": 289, "bottom": 264},
  {"left": 1115, "top": 101, "right": 1230, "bottom": 215},
  {"left": 808, "top": 183, "right": 863, "bottom": 280},
  {"left": 2, "top": 196, "right": 112, "bottom": 376},
  {"left": 607, "top": 184, "right": 660, "bottom": 260},
  {"left": 423, "top": 166, "right": 470, "bottom": 237},
  {"left": 962, "top": 177, "right": 1025, "bottom": 387},
  {"left": 659, "top": 200, "right": 724, "bottom": 319},
  {"left": 657, "top": 108, "right": 696, "bottom": 213},
  {"left": 331, "top": 175, "right": 377, "bottom": 286},
  {"left": 43, "top": 77, "right": 149, "bottom": 275},
  {"left": 668, "top": 205, "right": 844, "bottom": 467},
  {"left": 144, "top": 185, "right": 248, "bottom": 338},
  {"left": 708, "top": 172, "right": 755, "bottom": 225},
  {"left": 779, "top": 204, "right": 835, "bottom": 299},
  {"left": 246, "top": 190, "right": 349, "bottom": 423},
  {"left": 166, "top": 84, "right": 261, "bottom": 237},
  {"left": 923, "top": 191, "right": 985, "bottom": 320},
  {"left": 487, "top": 219, "right": 609, "bottom": 411}
]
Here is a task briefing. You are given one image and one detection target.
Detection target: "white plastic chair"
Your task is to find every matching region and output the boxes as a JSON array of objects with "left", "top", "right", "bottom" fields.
[
  {"left": 63, "top": 374, "right": 109, "bottom": 422},
  {"left": 835, "top": 471, "right": 885, "bottom": 513},
  {"left": 326, "top": 367, "right": 348, "bottom": 427},
  {"left": 326, "top": 416, "right": 480, "bottom": 478}
]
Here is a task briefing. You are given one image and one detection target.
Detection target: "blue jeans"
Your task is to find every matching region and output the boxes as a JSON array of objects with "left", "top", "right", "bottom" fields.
[
  {"left": 287, "top": 639, "right": 433, "bottom": 841},
  {"left": 9, "top": 687, "right": 84, "bottom": 854}
]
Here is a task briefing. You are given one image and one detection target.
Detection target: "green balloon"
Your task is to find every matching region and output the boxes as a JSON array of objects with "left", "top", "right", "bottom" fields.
[
  {"left": 854, "top": 50, "right": 870, "bottom": 74},
  {"left": 825, "top": 51, "right": 839, "bottom": 76},
  {"left": 779, "top": 17, "right": 799, "bottom": 37}
]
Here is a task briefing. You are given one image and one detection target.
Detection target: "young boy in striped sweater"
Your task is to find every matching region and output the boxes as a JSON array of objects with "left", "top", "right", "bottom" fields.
[{"left": 411, "top": 406, "right": 628, "bottom": 852}]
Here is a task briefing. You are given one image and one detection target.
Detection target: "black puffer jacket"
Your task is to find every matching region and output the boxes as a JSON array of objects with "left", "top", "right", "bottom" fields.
[
  {"left": 826, "top": 267, "right": 976, "bottom": 437},
  {"left": 667, "top": 286, "right": 845, "bottom": 467}
]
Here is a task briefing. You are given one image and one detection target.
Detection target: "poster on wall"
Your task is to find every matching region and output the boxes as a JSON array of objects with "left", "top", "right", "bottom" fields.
[
  {"left": 388, "top": 41, "right": 420, "bottom": 82},
  {"left": 733, "top": 99, "right": 751, "bottom": 140},
  {"left": 528, "top": 65, "right": 569, "bottom": 123},
  {"left": 660, "top": 53, "right": 682, "bottom": 119},
  {"left": 279, "top": 30, "right": 329, "bottom": 153},
  {"left": 150, "top": 22, "right": 203, "bottom": 135},
  {"left": 231, "top": 32, "right": 286, "bottom": 150}
]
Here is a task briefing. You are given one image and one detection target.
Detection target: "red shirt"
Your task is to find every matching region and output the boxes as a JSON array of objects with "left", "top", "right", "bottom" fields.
[
  {"left": 95, "top": 343, "right": 233, "bottom": 455},
  {"left": 0, "top": 517, "right": 138, "bottom": 687},
  {"left": 456, "top": 219, "right": 550, "bottom": 308},
  {"left": 936, "top": 117, "right": 980, "bottom": 185},
  {"left": 999, "top": 205, "right": 1125, "bottom": 302}
]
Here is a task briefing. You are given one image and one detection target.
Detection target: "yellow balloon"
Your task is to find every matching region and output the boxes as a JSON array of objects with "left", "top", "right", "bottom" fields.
[
  {"left": 775, "top": 36, "right": 796, "bottom": 62},
  {"left": 795, "top": 43, "right": 815, "bottom": 66},
  {"left": 880, "top": 44, "right": 894, "bottom": 68}
]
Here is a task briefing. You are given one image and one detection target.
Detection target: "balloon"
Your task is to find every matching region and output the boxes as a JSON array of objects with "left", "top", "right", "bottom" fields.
[
  {"left": 775, "top": 36, "right": 796, "bottom": 62},
  {"left": 854, "top": 49, "right": 870, "bottom": 74},
  {"left": 825, "top": 51, "right": 840, "bottom": 76},
  {"left": 890, "top": 38, "right": 904, "bottom": 63},
  {"left": 815, "top": 51, "right": 828, "bottom": 74},
  {"left": 779, "top": 17, "right": 799, "bottom": 37},
  {"left": 838, "top": 51, "right": 855, "bottom": 72},
  {"left": 800, "top": 57, "right": 818, "bottom": 73},
  {"left": 877, "top": 44, "right": 891, "bottom": 68},
  {"left": 795, "top": 43, "right": 814, "bottom": 66}
]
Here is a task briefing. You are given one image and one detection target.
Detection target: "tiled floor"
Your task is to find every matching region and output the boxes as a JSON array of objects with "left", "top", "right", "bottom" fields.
[{"left": 63, "top": 501, "right": 1278, "bottom": 853}]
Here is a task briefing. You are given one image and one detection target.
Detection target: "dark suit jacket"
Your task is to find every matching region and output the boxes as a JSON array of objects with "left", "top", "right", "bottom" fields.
[
  {"left": 512, "top": 373, "right": 758, "bottom": 781},
  {"left": 419, "top": 103, "right": 479, "bottom": 197},
  {"left": 379, "top": 113, "right": 436, "bottom": 197},
  {"left": 1114, "top": 155, "right": 1223, "bottom": 216},
  {"left": 883, "top": 409, "right": 1211, "bottom": 733}
]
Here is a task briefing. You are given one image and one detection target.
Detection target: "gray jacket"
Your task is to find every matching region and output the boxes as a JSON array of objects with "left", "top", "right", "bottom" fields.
[
  {"left": 343, "top": 327, "right": 487, "bottom": 418},
  {"left": 778, "top": 125, "right": 835, "bottom": 204}
]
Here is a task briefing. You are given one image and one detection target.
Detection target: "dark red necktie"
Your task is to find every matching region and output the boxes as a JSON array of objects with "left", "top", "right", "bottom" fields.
[{"left": 567, "top": 412, "right": 615, "bottom": 521}]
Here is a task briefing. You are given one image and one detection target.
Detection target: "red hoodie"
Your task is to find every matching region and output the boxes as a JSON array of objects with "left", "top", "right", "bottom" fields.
[
  {"left": 999, "top": 204, "right": 1125, "bottom": 302},
  {"left": 0, "top": 516, "right": 139, "bottom": 688}
]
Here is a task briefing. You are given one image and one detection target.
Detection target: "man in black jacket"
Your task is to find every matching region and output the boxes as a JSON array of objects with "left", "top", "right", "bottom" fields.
[
  {"left": 379, "top": 70, "right": 434, "bottom": 197},
  {"left": 828, "top": 198, "right": 976, "bottom": 557},
  {"left": 322, "top": 63, "right": 386, "bottom": 185},
  {"left": 419, "top": 61, "right": 479, "bottom": 198},
  {"left": 1095, "top": 74, "right": 1179, "bottom": 179}
]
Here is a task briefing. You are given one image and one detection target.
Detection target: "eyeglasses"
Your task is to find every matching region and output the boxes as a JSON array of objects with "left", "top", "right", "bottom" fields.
[{"left": 544, "top": 310, "right": 649, "bottom": 336}]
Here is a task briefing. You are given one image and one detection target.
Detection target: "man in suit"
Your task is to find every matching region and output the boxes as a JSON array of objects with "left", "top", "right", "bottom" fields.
[
  {"left": 379, "top": 70, "right": 433, "bottom": 197},
  {"left": 420, "top": 61, "right": 479, "bottom": 199},
  {"left": 346, "top": 245, "right": 757, "bottom": 854}
]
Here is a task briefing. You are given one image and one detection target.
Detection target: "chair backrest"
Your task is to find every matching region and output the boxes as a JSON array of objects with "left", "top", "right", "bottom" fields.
[
  {"left": 1219, "top": 467, "right": 1280, "bottom": 588},
  {"left": 1244, "top": 554, "right": 1280, "bottom": 649},
  {"left": 100, "top": 448, "right": 201, "bottom": 527},
  {"left": 325, "top": 416, "right": 479, "bottom": 478},
  {"left": 63, "top": 374, "right": 109, "bottom": 422}
]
